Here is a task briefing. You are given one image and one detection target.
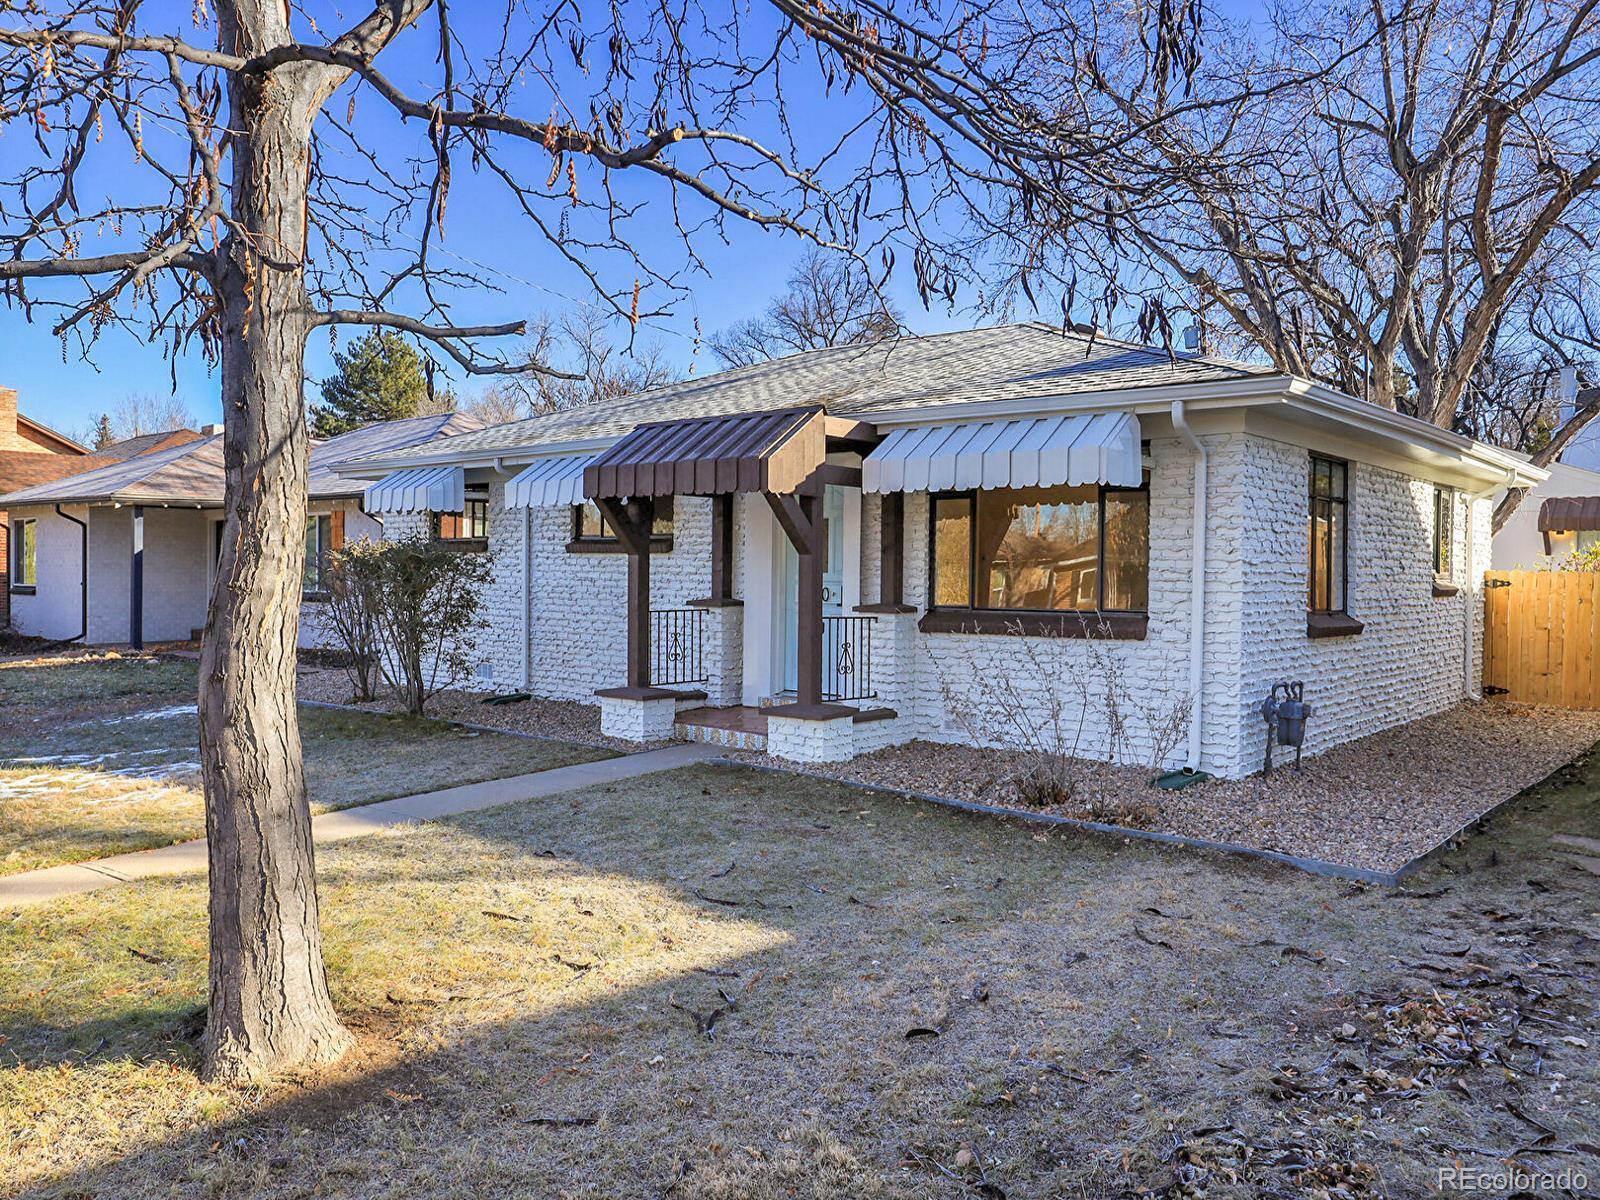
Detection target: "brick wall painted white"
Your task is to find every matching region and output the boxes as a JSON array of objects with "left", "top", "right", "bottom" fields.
[
  {"left": 893, "top": 436, "right": 1197, "bottom": 770},
  {"left": 368, "top": 487, "right": 720, "bottom": 696},
  {"left": 384, "top": 430, "right": 1489, "bottom": 776},
  {"left": 1210, "top": 435, "right": 1484, "bottom": 776}
]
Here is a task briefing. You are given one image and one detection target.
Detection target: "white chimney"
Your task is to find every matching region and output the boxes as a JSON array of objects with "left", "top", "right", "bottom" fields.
[
  {"left": 1559, "top": 365, "right": 1579, "bottom": 423},
  {"left": 200, "top": 423, "right": 224, "bottom": 435}
]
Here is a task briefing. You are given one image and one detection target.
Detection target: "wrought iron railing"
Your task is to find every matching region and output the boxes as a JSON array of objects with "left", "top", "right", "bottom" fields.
[
  {"left": 822, "top": 614, "right": 877, "bottom": 702},
  {"left": 650, "top": 607, "right": 708, "bottom": 687}
]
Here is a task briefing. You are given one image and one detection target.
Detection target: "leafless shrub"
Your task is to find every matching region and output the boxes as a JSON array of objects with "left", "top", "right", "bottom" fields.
[
  {"left": 321, "top": 552, "right": 383, "bottom": 703},
  {"left": 338, "top": 538, "right": 492, "bottom": 716},
  {"left": 929, "top": 616, "right": 1192, "bottom": 826}
]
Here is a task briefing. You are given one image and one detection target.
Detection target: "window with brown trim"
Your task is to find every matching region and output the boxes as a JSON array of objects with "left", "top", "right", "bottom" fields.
[
  {"left": 1432, "top": 485, "right": 1454, "bottom": 578},
  {"left": 1308, "top": 456, "right": 1348, "bottom": 613},
  {"left": 929, "top": 480, "right": 1150, "bottom": 615},
  {"left": 571, "top": 497, "right": 674, "bottom": 542},
  {"left": 303, "top": 515, "right": 332, "bottom": 596},
  {"left": 432, "top": 493, "right": 489, "bottom": 545}
]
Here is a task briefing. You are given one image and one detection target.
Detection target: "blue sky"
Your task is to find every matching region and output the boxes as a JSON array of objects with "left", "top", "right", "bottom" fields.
[{"left": 1, "top": 2, "right": 982, "bottom": 439}]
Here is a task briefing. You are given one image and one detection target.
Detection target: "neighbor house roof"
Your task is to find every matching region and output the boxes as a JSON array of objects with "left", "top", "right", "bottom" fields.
[
  {"left": 0, "top": 417, "right": 204, "bottom": 498},
  {"left": 346, "top": 323, "right": 1272, "bottom": 469},
  {"left": 16, "top": 412, "right": 91, "bottom": 455},
  {"left": 335, "top": 322, "right": 1544, "bottom": 490},
  {"left": 307, "top": 411, "right": 483, "bottom": 498},
  {"left": 97, "top": 428, "right": 205, "bottom": 459},
  {"left": 0, "top": 411, "right": 484, "bottom": 509}
]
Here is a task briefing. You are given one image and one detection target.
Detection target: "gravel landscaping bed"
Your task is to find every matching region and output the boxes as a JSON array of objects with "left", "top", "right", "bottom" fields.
[
  {"left": 295, "top": 666, "right": 671, "bottom": 753},
  {"left": 742, "top": 700, "right": 1600, "bottom": 872}
]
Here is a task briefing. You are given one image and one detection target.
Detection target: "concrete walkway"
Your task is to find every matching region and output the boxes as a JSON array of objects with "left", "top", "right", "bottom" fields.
[{"left": 1, "top": 742, "right": 720, "bottom": 908}]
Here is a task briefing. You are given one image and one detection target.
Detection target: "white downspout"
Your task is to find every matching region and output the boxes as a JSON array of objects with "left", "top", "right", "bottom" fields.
[
  {"left": 1462, "top": 471, "right": 1514, "bottom": 700},
  {"left": 522, "top": 507, "right": 533, "bottom": 691},
  {"left": 1170, "top": 400, "right": 1208, "bottom": 772}
]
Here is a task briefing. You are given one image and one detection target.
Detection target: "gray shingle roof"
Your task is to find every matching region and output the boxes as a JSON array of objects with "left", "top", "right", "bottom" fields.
[
  {"left": 97, "top": 428, "right": 205, "bottom": 460},
  {"left": 308, "top": 411, "right": 483, "bottom": 497},
  {"left": 0, "top": 411, "right": 485, "bottom": 507},
  {"left": 0, "top": 433, "right": 227, "bottom": 507},
  {"left": 351, "top": 322, "right": 1272, "bottom": 469}
]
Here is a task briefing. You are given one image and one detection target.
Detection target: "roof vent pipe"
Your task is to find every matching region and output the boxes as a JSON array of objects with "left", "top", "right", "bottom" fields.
[{"left": 1169, "top": 400, "right": 1208, "bottom": 773}]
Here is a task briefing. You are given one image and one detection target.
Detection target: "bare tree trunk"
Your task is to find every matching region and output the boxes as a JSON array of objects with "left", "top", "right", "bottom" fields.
[{"left": 198, "top": 10, "right": 351, "bottom": 1083}]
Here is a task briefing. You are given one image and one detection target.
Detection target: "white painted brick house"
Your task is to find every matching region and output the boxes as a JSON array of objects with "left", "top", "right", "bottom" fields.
[{"left": 342, "top": 324, "right": 1542, "bottom": 778}]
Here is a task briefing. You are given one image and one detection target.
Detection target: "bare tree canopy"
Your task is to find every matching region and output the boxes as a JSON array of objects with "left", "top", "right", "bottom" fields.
[
  {"left": 0, "top": 0, "right": 1003, "bottom": 1083},
  {"left": 106, "top": 392, "right": 197, "bottom": 440},
  {"left": 710, "top": 248, "right": 904, "bottom": 367},
  {"left": 784, "top": 0, "right": 1600, "bottom": 521},
  {"left": 465, "top": 311, "right": 679, "bottom": 421}
]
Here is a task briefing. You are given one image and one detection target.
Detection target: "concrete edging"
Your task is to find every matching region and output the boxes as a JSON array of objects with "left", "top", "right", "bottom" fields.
[
  {"left": 711, "top": 756, "right": 1405, "bottom": 885},
  {"left": 293, "top": 697, "right": 1597, "bottom": 887}
]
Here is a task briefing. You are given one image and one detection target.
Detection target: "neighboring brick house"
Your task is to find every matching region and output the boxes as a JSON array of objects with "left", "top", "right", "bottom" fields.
[
  {"left": 334, "top": 323, "right": 1545, "bottom": 776},
  {"left": 0, "top": 387, "right": 206, "bottom": 630}
]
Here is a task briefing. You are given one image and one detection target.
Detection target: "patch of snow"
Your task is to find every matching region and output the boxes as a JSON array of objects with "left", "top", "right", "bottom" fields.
[{"left": 99, "top": 704, "right": 198, "bottom": 725}]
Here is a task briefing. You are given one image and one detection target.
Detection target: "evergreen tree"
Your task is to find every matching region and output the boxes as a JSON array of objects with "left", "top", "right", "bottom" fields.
[
  {"left": 309, "top": 330, "right": 431, "bottom": 437},
  {"left": 91, "top": 413, "right": 114, "bottom": 450}
]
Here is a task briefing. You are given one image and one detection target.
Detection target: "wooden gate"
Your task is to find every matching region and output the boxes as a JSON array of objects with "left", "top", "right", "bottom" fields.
[{"left": 1483, "top": 570, "right": 1600, "bottom": 708}]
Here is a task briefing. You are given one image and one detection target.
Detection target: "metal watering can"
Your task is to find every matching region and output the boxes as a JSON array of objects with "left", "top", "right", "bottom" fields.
[{"left": 1260, "top": 681, "right": 1311, "bottom": 774}]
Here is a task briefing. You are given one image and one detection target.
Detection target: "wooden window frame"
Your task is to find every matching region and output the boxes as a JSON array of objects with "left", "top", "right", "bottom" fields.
[
  {"left": 431, "top": 492, "right": 490, "bottom": 550},
  {"left": 9, "top": 517, "right": 37, "bottom": 593},
  {"left": 1432, "top": 485, "right": 1455, "bottom": 578},
  {"left": 303, "top": 514, "right": 333, "bottom": 600},
  {"left": 1307, "top": 455, "right": 1350, "bottom": 616},
  {"left": 567, "top": 496, "right": 674, "bottom": 555},
  {"left": 922, "top": 480, "right": 1151, "bottom": 638}
]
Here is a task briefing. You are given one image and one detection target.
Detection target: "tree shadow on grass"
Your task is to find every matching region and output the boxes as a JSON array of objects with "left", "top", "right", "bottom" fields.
[{"left": 7, "top": 761, "right": 1600, "bottom": 1200}]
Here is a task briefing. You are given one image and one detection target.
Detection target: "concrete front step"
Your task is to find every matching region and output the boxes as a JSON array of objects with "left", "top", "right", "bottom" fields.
[{"left": 674, "top": 721, "right": 767, "bottom": 751}]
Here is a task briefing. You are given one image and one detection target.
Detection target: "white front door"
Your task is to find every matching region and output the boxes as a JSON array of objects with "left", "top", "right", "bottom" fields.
[{"left": 780, "top": 485, "right": 846, "bottom": 694}]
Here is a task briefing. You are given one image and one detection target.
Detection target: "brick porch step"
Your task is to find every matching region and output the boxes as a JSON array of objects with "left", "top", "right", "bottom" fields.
[{"left": 675, "top": 706, "right": 768, "bottom": 752}]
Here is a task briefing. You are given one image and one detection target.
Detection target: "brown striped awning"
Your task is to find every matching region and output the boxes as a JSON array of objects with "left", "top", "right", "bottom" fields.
[
  {"left": 583, "top": 407, "right": 829, "bottom": 499},
  {"left": 1538, "top": 496, "right": 1600, "bottom": 532}
]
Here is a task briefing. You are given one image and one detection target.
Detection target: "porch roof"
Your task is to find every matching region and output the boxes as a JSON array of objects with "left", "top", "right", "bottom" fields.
[
  {"left": 583, "top": 407, "right": 830, "bottom": 499},
  {"left": 1538, "top": 495, "right": 1600, "bottom": 532},
  {"left": 862, "top": 412, "right": 1143, "bottom": 494}
]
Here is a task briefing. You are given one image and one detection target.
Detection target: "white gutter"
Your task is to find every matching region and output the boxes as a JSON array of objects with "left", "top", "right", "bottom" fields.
[
  {"left": 329, "top": 435, "right": 618, "bottom": 480},
  {"left": 331, "top": 376, "right": 1549, "bottom": 491},
  {"left": 1170, "top": 400, "right": 1208, "bottom": 773},
  {"left": 1462, "top": 472, "right": 1515, "bottom": 700}
]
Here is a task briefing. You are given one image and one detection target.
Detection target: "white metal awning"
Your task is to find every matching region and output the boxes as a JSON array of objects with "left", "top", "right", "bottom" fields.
[
  {"left": 504, "top": 455, "right": 596, "bottom": 509},
  {"left": 363, "top": 465, "right": 465, "bottom": 514},
  {"left": 862, "top": 412, "right": 1143, "bottom": 494}
]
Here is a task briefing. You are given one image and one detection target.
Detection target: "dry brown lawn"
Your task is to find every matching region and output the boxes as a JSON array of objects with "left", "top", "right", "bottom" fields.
[
  {"left": 0, "top": 659, "right": 613, "bottom": 874},
  {"left": 3, "top": 749, "right": 1598, "bottom": 1199}
]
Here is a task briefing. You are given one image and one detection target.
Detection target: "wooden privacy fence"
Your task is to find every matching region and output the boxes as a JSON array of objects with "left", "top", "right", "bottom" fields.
[{"left": 1482, "top": 569, "right": 1600, "bottom": 708}]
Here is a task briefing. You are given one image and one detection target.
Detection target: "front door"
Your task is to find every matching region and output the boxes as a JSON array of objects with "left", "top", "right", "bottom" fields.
[{"left": 780, "top": 485, "right": 846, "bottom": 694}]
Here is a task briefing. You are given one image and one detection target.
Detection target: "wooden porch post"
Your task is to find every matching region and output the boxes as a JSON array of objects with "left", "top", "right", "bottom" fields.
[
  {"left": 766, "top": 491, "right": 825, "bottom": 708},
  {"left": 879, "top": 492, "right": 904, "bottom": 609},
  {"left": 710, "top": 492, "right": 736, "bottom": 603},
  {"left": 594, "top": 496, "right": 655, "bottom": 690}
]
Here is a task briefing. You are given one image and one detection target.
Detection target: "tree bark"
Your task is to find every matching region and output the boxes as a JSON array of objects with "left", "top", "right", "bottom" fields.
[{"left": 198, "top": 4, "right": 352, "bottom": 1083}]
